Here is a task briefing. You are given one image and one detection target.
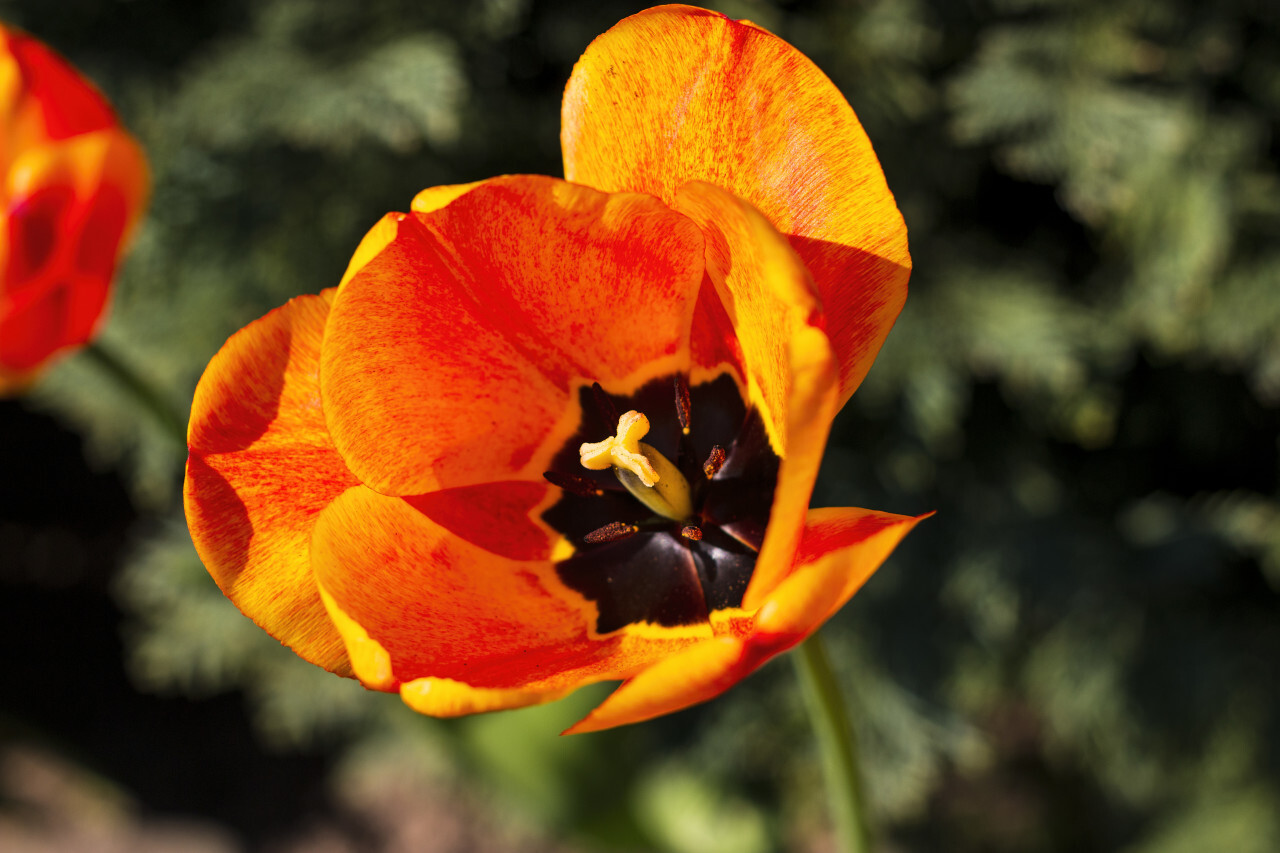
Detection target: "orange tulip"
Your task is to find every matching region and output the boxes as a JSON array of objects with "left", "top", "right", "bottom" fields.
[
  {"left": 0, "top": 25, "right": 148, "bottom": 393},
  {"left": 186, "top": 5, "right": 925, "bottom": 733}
]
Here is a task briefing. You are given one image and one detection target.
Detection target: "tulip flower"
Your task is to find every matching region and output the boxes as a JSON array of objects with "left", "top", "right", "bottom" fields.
[
  {"left": 0, "top": 24, "right": 148, "bottom": 393},
  {"left": 186, "top": 4, "right": 924, "bottom": 734}
]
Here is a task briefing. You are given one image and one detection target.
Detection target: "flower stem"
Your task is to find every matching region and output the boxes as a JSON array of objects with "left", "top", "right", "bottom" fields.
[
  {"left": 83, "top": 340, "right": 186, "bottom": 447},
  {"left": 793, "top": 631, "right": 872, "bottom": 853}
]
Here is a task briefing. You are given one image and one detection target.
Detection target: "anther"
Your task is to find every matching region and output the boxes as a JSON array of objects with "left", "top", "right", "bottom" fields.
[
  {"left": 674, "top": 374, "right": 691, "bottom": 435},
  {"left": 680, "top": 524, "right": 703, "bottom": 541},
  {"left": 584, "top": 521, "right": 638, "bottom": 544},
  {"left": 543, "top": 470, "right": 605, "bottom": 498},
  {"left": 703, "top": 445, "right": 726, "bottom": 480}
]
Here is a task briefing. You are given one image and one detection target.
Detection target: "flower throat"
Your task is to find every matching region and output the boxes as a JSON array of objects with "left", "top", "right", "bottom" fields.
[{"left": 542, "top": 373, "right": 780, "bottom": 633}]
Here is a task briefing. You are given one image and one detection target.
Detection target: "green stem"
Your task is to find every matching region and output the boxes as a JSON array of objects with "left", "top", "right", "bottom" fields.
[
  {"left": 793, "top": 632, "right": 872, "bottom": 853},
  {"left": 83, "top": 340, "right": 186, "bottom": 447}
]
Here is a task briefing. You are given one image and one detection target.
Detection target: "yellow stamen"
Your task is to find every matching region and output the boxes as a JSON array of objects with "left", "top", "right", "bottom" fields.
[
  {"left": 579, "top": 408, "right": 695, "bottom": 521},
  {"left": 580, "top": 410, "right": 660, "bottom": 487}
]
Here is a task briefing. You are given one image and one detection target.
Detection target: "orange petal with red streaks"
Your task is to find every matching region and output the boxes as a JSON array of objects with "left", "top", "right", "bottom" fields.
[
  {"left": 310, "top": 484, "right": 592, "bottom": 684},
  {"left": 404, "top": 480, "right": 554, "bottom": 561},
  {"left": 563, "top": 637, "right": 754, "bottom": 734},
  {"left": 185, "top": 290, "right": 354, "bottom": 676},
  {"left": 668, "top": 182, "right": 841, "bottom": 610},
  {"left": 320, "top": 174, "right": 705, "bottom": 496},
  {"left": 562, "top": 4, "right": 910, "bottom": 407},
  {"left": 742, "top": 318, "right": 840, "bottom": 609},
  {"left": 755, "top": 507, "right": 929, "bottom": 641},
  {"left": 672, "top": 181, "right": 823, "bottom": 452},
  {"left": 310, "top": 485, "right": 725, "bottom": 713}
]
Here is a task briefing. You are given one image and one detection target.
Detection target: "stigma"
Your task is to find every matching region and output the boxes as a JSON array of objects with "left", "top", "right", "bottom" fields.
[
  {"left": 579, "top": 410, "right": 659, "bottom": 486},
  {"left": 579, "top": 409, "right": 694, "bottom": 521}
]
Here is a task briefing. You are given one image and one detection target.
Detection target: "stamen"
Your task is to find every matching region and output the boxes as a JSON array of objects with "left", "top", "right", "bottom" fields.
[
  {"left": 674, "top": 374, "right": 691, "bottom": 435},
  {"left": 584, "top": 521, "right": 638, "bottom": 544},
  {"left": 543, "top": 470, "right": 605, "bottom": 498},
  {"left": 580, "top": 410, "right": 660, "bottom": 487},
  {"left": 579, "top": 409, "right": 695, "bottom": 521},
  {"left": 703, "top": 445, "right": 726, "bottom": 480},
  {"left": 591, "top": 382, "right": 618, "bottom": 428},
  {"left": 680, "top": 524, "right": 703, "bottom": 541}
]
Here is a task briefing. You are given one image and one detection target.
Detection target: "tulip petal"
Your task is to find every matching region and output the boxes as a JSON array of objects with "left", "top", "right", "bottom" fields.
[
  {"left": 317, "top": 584, "right": 395, "bottom": 690},
  {"left": 562, "top": 5, "right": 910, "bottom": 407},
  {"left": 404, "top": 481, "right": 555, "bottom": 561},
  {"left": 566, "top": 506, "right": 925, "bottom": 733},
  {"left": 335, "top": 211, "right": 399, "bottom": 290},
  {"left": 0, "top": 27, "right": 116, "bottom": 142},
  {"left": 311, "top": 484, "right": 718, "bottom": 706},
  {"left": 563, "top": 636, "right": 758, "bottom": 734},
  {"left": 321, "top": 174, "right": 705, "bottom": 496},
  {"left": 185, "top": 290, "right": 354, "bottom": 676},
  {"left": 309, "top": 483, "right": 592, "bottom": 684},
  {"left": 743, "top": 321, "right": 840, "bottom": 609},
  {"left": 755, "top": 506, "right": 929, "bottom": 639},
  {"left": 671, "top": 181, "right": 821, "bottom": 452},
  {"left": 400, "top": 677, "right": 571, "bottom": 717},
  {"left": 0, "top": 128, "right": 147, "bottom": 377},
  {"left": 410, "top": 180, "right": 485, "bottom": 214},
  {"left": 668, "top": 181, "right": 841, "bottom": 610}
]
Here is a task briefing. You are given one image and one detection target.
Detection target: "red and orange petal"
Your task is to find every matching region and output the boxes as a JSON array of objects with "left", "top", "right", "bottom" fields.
[
  {"left": 562, "top": 4, "right": 910, "bottom": 409},
  {"left": 0, "top": 131, "right": 147, "bottom": 374},
  {"left": 185, "top": 290, "right": 354, "bottom": 676},
  {"left": 0, "top": 26, "right": 116, "bottom": 149},
  {"left": 669, "top": 181, "right": 841, "bottom": 609},
  {"left": 0, "top": 25, "right": 148, "bottom": 391},
  {"left": 320, "top": 174, "right": 706, "bottom": 497},
  {"left": 566, "top": 506, "right": 926, "bottom": 733},
  {"left": 309, "top": 485, "right": 714, "bottom": 700}
]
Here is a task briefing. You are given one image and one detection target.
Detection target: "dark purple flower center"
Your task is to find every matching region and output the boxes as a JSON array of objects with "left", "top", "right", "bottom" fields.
[{"left": 542, "top": 373, "right": 779, "bottom": 633}]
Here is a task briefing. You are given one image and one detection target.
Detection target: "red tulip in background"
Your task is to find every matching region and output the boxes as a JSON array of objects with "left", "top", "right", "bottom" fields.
[
  {"left": 0, "top": 24, "right": 148, "bottom": 393},
  {"left": 186, "top": 5, "right": 925, "bottom": 733}
]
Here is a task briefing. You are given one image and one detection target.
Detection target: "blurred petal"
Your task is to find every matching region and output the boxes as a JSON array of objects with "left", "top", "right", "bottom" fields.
[
  {"left": 0, "top": 26, "right": 116, "bottom": 143},
  {"left": 321, "top": 174, "right": 705, "bottom": 496},
  {"left": 562, "top": 5, "right": 910, "bottom": 406},
  {"left": 0, "top": 128, "right": 147, "bottom": 379},
  {"left": 0, "top": 24, "right": 148, "bottom": 390},
  {"left": 185, "top": 290, "right": 354, "bottom": 676},
  {"left": 400, "top": 677, "right": 570, "bottom": 717}
]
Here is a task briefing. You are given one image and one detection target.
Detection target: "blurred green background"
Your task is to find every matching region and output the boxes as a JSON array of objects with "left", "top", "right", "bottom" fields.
[{"left": 1, "top": 0, "right": 1278, "bottom": 850}]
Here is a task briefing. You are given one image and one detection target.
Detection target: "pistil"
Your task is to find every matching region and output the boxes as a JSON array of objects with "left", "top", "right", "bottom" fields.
[{"left": 579, "top": 409, "right": 694, "bottom": 521}]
